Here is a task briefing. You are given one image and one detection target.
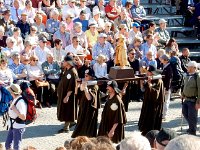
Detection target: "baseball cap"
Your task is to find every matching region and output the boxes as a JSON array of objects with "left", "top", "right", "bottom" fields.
[
  {"left": 132, "top": 22, "right": 140, "bottom": 28},
  {"left": 98, "top": 33, "right": 107, "bottom": 38},
  {"left": 159, "top": 19, "right": 167, "bottom": 24},
  {"left": 186, "top": 61, "right": 197, "bottom": 68}
]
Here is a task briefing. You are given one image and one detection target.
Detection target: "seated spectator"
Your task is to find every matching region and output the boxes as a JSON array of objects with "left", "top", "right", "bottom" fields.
[
  {"left": 114, "top": 9, "right": 132, "bottom": 31},
  {"left": 70, "top": 136, "right": 91, "bottom": 150},
  {"left": 73, "top": 10, "right": 89, "bottom": 32},
  {"left": 93, "top": 0, "right": 106, "bottom": 19},
  {"left": 114, "top": 24, "right": 129, "bottom": 42},
  {"left": 0, "top": 25, "right": 7, "bottom": 47},
  {"left": 25, "top": 26, "right": 39, "bottom": 47},
  {"left": 155, "top": 19, "right": 170, "bottom": 46},
  {"left": 93, "top": 54, "right": 107, "bottom": 78},
  {"left": 124, "top": 1, "right": 133, "bottom": 17},
  {"left": 128, "top": 37, "right": 143, "bottom": 59},
  {"left": 155, "top": 128, "right": 177, "bottom": 150},
  {"left": 61, "top": 0, "right": 79, "bottom": 20},
  {"left": 9, "top": 53, "right": 27, "bottom": 82},
  {"left": 142, "top": 22, "right": 157, "bottom": 40},
  {"left": 128, "top": 22, "right": 143, "bottom": 44},
  {"left": 27, "top": 55, "right": 49, "bottom": 108},
  {"left": 0, "top": 56, "right": 13, "bottom": 87},
  {"left": 156, "top": 49, "right": 165, "bottom": 69},
  {"left": 77, "top": 59, "right": 91, "bottom": 79},
  {"left": 51, "top": 39, "right": 66, "bottom": 65},
  {"left": 128, "top": 49, "right": 140, "bottom": 73},
  {"left": 140, "top": 51, "right": 157, "bottom": 69},
  {"left": 140, "top": 34, "right": 157, "bottom": 59},
  {"left": 46, "top": 9, "right": 60, "bottom": 35},
  {"left": 12, "top": 27, "right": 24, "bottom": 52},
  {"left": 105, "top": 0, "right": 121, "bottom": 21},
  {"left": 20, "top": 41, "right": 34, "bottom": 63},
  {"left": 64, "top": 13, "right": 74, "bottom": 32},
  {"left": 33, "top": 37, "right": 51, "bottom": 65},
  {"left": 70, "top": 22, "right": 88, "bottom": 50},
  {"left": 145, "top": 130, "right": 159, "bottom": 149},
  {"left": 92, "top": 33, "right": 114, "bottom": 64},
  {"left": 85, "top": 21, "right": 99, "bottom": 51},
  {"left": 42, "top": 53, "right": 61, "bottom": 106},
  {"left": 22, "top": 0, "right": 36, "bottom": 24},
  {"left": 32, "top": 14, "right": 46, "bottom": 34},
  {"left": 0, "top": 9, "right": 15, "bottom": 36},
  {"left": 165, "top": 38, "right": 179, "bottom": 54},
  {"left": 165, "top": 134, "right": 200, "bottom": 150},
  {"left": 103, "top": 21, "right": 114, "bottom": 44},
  {"left": 90, "top": 9, "right": 105, "bottom": 31},
  {"left": 78, "top": 0, "right": 91, "bottom": 20},
  {"left": 16, "top": 12, "right": 30, "bottom": 39},
  {"left": 120, "top": 132, "right": 151, "bottom": 150},
  {"left": 179, "top": 48, "right": 190, "bottom": 73},
  {"left": 53, "top": 21, "right": 71, "bottom": 49},
  {"left": 10, "top": 0, "right": 23, "bottom": 23},
  {"left": 65, "top": 36, "right": 89, "bottom": 55}
]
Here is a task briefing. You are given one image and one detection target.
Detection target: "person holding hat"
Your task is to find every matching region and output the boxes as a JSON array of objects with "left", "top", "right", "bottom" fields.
[
  {"left": 155, "top": 19, "right": 170, "bottom": 46},
  {"left": 5, "top": 84, "right": 27, "bottom": 150},
  {"left": 98, "top": 80, "right": 127, "bottom": 143},
  {"left": 155, "top": 128, "right": 177, "bottom": 150},
  {"left": 138, "top": 64, "right": 164, "bottom": 135},
  {"left": 160, "top": 54, "right": 173, "bottom": 120},
  {"left": 72, "top": 68, "right": 99, "bottom": 138},
  {"left": 16, "top": 12, "right": 30, "bottom": 39},
  {"left": 57, "top": 55, "right": 79, "bottom": 133},
  {"left": 182, "top": 60, "right": 200, "bottom": 135},
  {"left": 103, "top": 21, "right": 114, "bottom": 44},
  {"left": 73, "top": 10, "right": 89, "bottom": 32}
]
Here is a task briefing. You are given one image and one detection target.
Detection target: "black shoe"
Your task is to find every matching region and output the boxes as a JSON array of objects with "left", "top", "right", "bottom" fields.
[
  {"left": 69, "top": 122, "right": 76, "bottom": 128},
  {"left": 46, "top": 102, "right": 51, "bottom": 108},
  {"left": 57, "top": 129, "right": 69, "bottom": 133}
]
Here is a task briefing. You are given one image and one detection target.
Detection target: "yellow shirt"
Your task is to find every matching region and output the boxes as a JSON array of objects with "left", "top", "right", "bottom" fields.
[{"left": 85, "top": 30, "right": 99, "bottom": 47}]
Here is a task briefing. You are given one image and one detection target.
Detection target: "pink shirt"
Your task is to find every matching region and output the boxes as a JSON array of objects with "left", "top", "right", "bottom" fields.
[{"left": 66, "top": 21, "right": 74, "bottom": 32}]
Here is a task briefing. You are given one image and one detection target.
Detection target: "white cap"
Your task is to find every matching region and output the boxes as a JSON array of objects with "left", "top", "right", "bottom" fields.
[
  {"left": 187, "top": 61, "right": 197, "bottom": 68},
  {"left": 98, "top": 33, "right": 107, "bottom": 38},
  {"left": 159, "top": 19, "right": 167, "bottom": 24},
  {"left": 88, "top": 20, "right": 98, "bottom": 27}
]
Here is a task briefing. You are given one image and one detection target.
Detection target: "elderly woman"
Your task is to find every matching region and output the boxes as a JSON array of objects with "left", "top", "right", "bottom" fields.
[
  {"left": 0, "top": 25, "right": 7, "bottom": 47},
  {"left": 42, "top": 53, "right": 61, "bottom": 105},
  {"left": 70, "top": 22, "right": 88, "bottom": 50},
  {"left": 64, "top": 13, "right": 74, "bottom": 32},
  {"left": 93, "top": 0, "right": 105, "bottom": 18},
  {"left": 11, "top": 27, "right": 24, "bottom": 52},
  {"left": 0, "top": 56, "right": 13, "bottom": 87},
  {"left": 53, "top": 21, "right": 71, "bottom": 49},
  {"left": 32, "top": 14, "right": 46, "bottom": 34},
  {"left": 27, "top": 55, "right": 50, "bottom": 108},
  {"left": 8, "top": 53, "right": 27, "bottom": 82},
  {"left": 22, "top": 0, "right": 36, "bottom": 24},
  {"left": 103, "top": 21, "right": 114, "bottom": 45},
  {"left": 25, "top": 26, "right": 39, "bottom": 47},
  {"left": 46, "top": 9, "right": 60, "bottom": 35},
  {"left": 20, "top": 41, "right": 34, "bottom": 62}
]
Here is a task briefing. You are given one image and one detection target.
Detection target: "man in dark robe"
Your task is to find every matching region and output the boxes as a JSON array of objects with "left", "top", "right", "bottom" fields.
[
  {"left": 57, "top": 55, "right": 78, "bottom": 133},
  {"left": 138, "top": 65, "right": 165, "bottom": 135},
  {"left": 72, "top": 68, "right": 99, "bottom": 138},
  {"left": 98, "top": 80, "right": 127, "bottom": 143}
]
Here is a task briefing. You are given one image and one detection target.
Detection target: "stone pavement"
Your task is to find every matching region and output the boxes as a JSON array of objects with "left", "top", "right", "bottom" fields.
[{"left": 0, "top": 98, "right": 199, "bottom": 150}]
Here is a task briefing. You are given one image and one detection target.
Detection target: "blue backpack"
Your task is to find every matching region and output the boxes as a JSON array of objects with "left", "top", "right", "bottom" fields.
[{"left": 0, "top": 86, "right": 13, "bottom": 114}]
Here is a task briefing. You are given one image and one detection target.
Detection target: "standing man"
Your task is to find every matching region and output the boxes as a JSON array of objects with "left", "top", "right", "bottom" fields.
[
  {"left": 179, "top": 48, "right": 191, "bottom": 73},
  {"left": 98, "top": 80, "right": 127, "bottom": 143},
  {"left": 5, "top": 84, "right": 27, "bottom": 150},
  {"left": 57, "top": 55, "right": 78, "bottom": 133},
  {"left": 160, "top": 54, "right": 173, "bottom": 120},
  {"left": 182, "top": 61, "right": 200, "bottom": 135}
]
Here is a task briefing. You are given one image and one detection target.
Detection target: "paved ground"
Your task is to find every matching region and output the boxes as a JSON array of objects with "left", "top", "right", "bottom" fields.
[{"left": 0, "top": 98, "right": 200, "bottom": 150}]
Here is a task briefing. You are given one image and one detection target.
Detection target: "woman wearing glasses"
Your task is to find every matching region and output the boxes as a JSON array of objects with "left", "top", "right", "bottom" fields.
[{"left": 27, "top": 55, "right": 49, "bottom": 108}]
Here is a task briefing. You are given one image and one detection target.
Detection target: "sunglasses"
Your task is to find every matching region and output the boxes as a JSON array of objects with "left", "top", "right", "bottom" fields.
[
  {"left": 32, "top": 59, "right": 38, "bottom": 62},
  {"left": 130, "top": 53, "right": 135, "bottom": 55}
]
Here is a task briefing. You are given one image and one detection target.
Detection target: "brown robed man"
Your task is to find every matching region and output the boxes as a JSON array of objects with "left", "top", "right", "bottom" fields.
[{"left": 57, "top": 55, "right": 78, "bottom": 133}]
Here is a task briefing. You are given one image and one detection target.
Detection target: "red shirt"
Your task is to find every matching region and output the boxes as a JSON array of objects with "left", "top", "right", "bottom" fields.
[
  {"left": 31, "top": 0, "right": 42, "bottom": 8},
  {"left": 105, "top": 4, "right": 119, "bottom": 21}
]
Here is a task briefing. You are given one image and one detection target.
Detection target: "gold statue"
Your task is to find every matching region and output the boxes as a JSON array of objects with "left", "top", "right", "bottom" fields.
[{"left": 115, "top": 34, "right": 129, "bottom": 68}]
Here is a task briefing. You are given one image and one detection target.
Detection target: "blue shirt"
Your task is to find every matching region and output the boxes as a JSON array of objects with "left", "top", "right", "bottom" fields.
[
  {"left": 130, "top": 4, "right": 146, "bottom": 18},
  {"left": 140, "top": 57, "right": 157, "bottom": 69},
  {"left": 73, "top": 18, "right": 89, "bottom": 32},
  {"left": 46, "top": 19, "right": 60, "bottom": 34},
  {"left": 8, "top": 63, "right": 26, "bottom": 80},
  {"left": 140, "top": 42, "right": 157, "bottom": 59},
  {"left": 92, "top": 41, "right": 114, "bottom": 62}
]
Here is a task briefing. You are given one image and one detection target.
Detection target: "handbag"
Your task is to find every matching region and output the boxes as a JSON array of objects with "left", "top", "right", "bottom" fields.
[{"left": 35, "top": 80, "right": 49, "bottom": 87}]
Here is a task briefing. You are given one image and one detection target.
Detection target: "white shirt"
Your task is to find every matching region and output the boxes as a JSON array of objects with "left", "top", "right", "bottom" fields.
[
  {"left": 61, "top": 4, "right": 79, "bottom": 20},
  {"left": 93, "top": 62, "right": 107, "bottom": 78},
  {"left": 8, "top": 96, "right": 27, "bottom": 129},
  {"left": 26, "top": 65, "right": 43, "bottom": 81},
  {"left": 128, "top": 29, "right": 143, "bottom": 44},
  {"left": 65, "top": 44, "right": 90, "bottom": 55},
  {"left": 0, "top": 68, "right": 13, "bottom": 86},
  {"left": 51, "top": 48, "right": 66, "bottom": 64},
  {"left": 33, "top": 46, "right": 50, "bottom": 65}
]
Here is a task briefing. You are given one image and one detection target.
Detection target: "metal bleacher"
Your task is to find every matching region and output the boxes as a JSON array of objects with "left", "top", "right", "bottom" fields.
[{"left": 141, "top": 0, "right": 200, "bottom": 61}]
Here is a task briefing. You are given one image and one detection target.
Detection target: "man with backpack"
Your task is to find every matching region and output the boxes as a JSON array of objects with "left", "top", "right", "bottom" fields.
[
  {"left": 182, "top": 61, "right": 200, "bottom": 135},
  {"left": 5, "top": 84, "right": 27, "bottom": 150}
]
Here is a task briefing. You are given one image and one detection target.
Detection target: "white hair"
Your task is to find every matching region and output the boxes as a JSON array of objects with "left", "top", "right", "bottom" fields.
[
  {"left": 6, "top": 37, "right": 16, "bottom": 45},
  {"left": 120, "top": 132, "right": 151, "bottom": 150},
  {"left": 0, "top": 26, "right": 5, "bottom": 33},
  {"left": 165, "top": 134, "right": 200, "bottom": 150},
  {"left": 50, "top": 8, "right": 59, "bottom": 17}
]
